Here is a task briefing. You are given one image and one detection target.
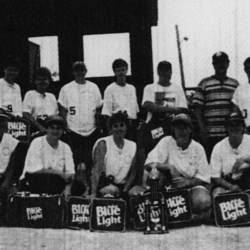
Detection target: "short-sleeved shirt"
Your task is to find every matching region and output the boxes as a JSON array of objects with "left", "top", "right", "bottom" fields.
[
  {"left": 232, "top": 83, "right": 250, "bottom": 126},
  {"left": 102, "top": 82, "right": 139, "bottom": 119},
  {"left": 0, "top": 133, "right": 19, "bottom": 174},
  {"left": 0, "top": 78, "right": 22, "bottom": 117},
  {"left": 20, "top": 135, "right": 75, "bottom": 179},
  {"left": 192, "top": 75, "right": 239, "bottom": 137},
  {"left": 210, "top": 134, "right": 250, "bottom": 180},
  {"left": 142, "top": 82, "right": 187, "bottom": 122},
  {"left": 145, "top": 136, "right": 210, "bottom": 183},
  {"left": 93, "top": 135, "right": 136, "bottom": 184},
  {"left": 23, "top": 90, "right": 58, "bottom": 121},
  {"left": 58, "top": 80, "right": 102, "bottom": 136}
]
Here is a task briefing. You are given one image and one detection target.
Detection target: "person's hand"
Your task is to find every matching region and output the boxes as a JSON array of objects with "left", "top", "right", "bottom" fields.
[
  {"left": 86, "top": 193, "right": 96, "bottom": 201},
  {"left": 232, "top": 157, "right": 245, "bottom": 173},
  {"left": 172, "top": 177, "right": 191, "bottom": 189},
  {"left": 199, "top": 129, "right": 210, "bottom": 144},
  {"left": 229, "top": 184, "right": 242, "bottom": 192}
]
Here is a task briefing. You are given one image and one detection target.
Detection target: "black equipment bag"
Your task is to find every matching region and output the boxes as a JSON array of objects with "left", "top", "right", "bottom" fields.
[
  {"left": 164, "top": 188, "right": 193, "bottom": 223},
  {"left": 90, "top": 197, "right": 126, "bottom": 232},
  {"left": 130, "top": 193, "right": 166, "bottom": 230},
  {"left": 7, "top": 193, "right": 65, "bottom": 228},
  {"left": 67, "top": 196, "right": 90, "bottom": 229},
  {"left": 213, "top": 191, "right": 250, "bottom": 227}
]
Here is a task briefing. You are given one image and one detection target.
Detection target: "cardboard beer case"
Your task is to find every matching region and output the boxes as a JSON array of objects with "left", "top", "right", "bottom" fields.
[
  {"left": 90, "top": 197, "right": 126, "bottom": 232},
  {"left": 7, "top": 117, "right": 30, "bottom": 142},
  {"left": 213, "top": 191, "right": 250, "bottom": 227},
  {"left": 67, "top": 196, "right": 90, "bottom": 229},
  {"left": 7, "top": 193, "right": 65, "bottom": 228},
  {"left": 130, "top": 192, "right": 168, "bottom": 230},
  {"left": 164, "top": 188, "right": 193, "bottom": 223}
]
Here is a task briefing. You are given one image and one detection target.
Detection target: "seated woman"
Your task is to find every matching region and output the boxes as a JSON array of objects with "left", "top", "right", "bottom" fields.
[
  {"left": 20, "top": 115, "right": 85, "bottom": 199},
  {"left": 211, "top": 112, "right": 250, "bottom": 196},
  {"left": 23, "top": 67, "right": 58, "bottom": 135},
  {"left": 144, "top": 113, "right": 211, "bottom": 215},
  {"left": 89, "top": 111, "right": 141, "bottom": 200}
]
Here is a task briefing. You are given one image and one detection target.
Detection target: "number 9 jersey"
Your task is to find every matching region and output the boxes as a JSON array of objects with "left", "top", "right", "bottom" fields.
[
  {"left": 0, "top": 78, "right": 22, "bottom": 117},
  {"left": 58, "top": 80, "right": 102, "bottom": 136}
]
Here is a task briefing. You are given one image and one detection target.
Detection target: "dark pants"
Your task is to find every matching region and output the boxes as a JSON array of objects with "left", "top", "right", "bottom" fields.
[{"left": 64, "top": 129, "right": 100, "bottom": 186}]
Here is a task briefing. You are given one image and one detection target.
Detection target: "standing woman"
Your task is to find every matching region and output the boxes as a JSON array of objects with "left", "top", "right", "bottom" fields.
[
  {"left": 23, "top": 67, "right": 58, "bottom": 135},
  {"left": 89, "top": 111, "right": 138, "bottom": 200}
]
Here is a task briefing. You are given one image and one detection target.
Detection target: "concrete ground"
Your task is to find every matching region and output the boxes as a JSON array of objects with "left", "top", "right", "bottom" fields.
[{"left": 0, "top": 224, "right": 250, "bottom": 250}]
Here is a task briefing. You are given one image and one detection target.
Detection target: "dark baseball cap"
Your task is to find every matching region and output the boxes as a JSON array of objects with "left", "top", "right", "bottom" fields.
[
  {"left": 212, "top": 52, "right": 229, "bottom": 64},
  {"left": 226, "top": 112, "right": 244, "bottom": 126},
  {"left": 157, "top": 61, "right": 172, "bottom": 72},
  {"left": 171, "top": 113, "right": 193, "bottom": 127},
  {"left": 45, "top": 115, "right": 65, "bottom": 128},
  {"left": 72, "top": 61, "right": 87, "bottom": 71}
]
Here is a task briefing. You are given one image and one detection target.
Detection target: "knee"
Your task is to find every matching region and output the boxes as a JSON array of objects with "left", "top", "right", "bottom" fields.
[
  {"left": 99, "top": 184, "right": 120, "bottom": 197},
  {"left": 190, "top": 186, "right": 212, "bottom": 213},
  {"left": 212, "top": 187, "right": 227, "bottom": 198},
  {"left": 128, "top": 185, "right": 146, "bottom": 197}
]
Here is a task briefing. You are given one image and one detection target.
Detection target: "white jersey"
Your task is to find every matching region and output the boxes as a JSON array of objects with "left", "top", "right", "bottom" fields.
[
  {"left": 20, "top": 135, "right": 75, "bottom": 179},
  {"left": 210, "top": 134, "right": 250, "bottom": 180},
  {"left": 145, "top": 136, "right": 210, "bottom": 183},
  {"left": 58, "top": 80, "right": 102, "bottom": 136},
  {"left": 142, "top": 82, "right": 187, "bottom": 122},
  {"left": 0, "top": 78, "right": 22, "bottom": 117},
  {"left": 0, "top": 133, "right": 19, "bottom": 174},
  {"left": 102, "top": 82, "right": 139, "bottom": 119},
  {"left": 23, "top": 90, "right": 58, "bottom": 121},
  {"left": 232, "top": 83, "right": 250, "bottom": 126},
  {"left": 93, "top": 135, "right": 136, "bottom": 184}
]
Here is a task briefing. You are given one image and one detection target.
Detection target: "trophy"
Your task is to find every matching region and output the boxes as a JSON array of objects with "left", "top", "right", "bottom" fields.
[{"left": 144, "top": 167, "right": 169, "bottom": 234}]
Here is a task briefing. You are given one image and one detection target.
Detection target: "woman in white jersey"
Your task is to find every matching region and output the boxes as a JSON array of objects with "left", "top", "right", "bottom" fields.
[{"left": 89, "top": 111, "right": 138, "bottom": 200}]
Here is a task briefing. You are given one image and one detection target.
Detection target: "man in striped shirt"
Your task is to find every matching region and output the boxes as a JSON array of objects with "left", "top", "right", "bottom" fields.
[{"left": 192, "top": 52, "right": 239, "bottom": 161}]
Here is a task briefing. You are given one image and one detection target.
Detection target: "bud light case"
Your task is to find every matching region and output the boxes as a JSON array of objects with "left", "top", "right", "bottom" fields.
[
  {"left": 164, "top": 189, "right": 193, "bottom": 223},
  {"left": 7, "top": 194, "right": 65, "bottom": 228},
  {"left": 90, "top": 198, "right": 126, "bottom": 232},
  {"left": 8, "top": 117, "right": 30, "bottom": 142},
  {"left": 67, "top": 196, "right": 90, "bottom": 229},
  {"left": 213, "top": 192, "right": 250, "bottom": 227},
  {"left": 130, "top": 193, "right": 167, "bottom": 230}
]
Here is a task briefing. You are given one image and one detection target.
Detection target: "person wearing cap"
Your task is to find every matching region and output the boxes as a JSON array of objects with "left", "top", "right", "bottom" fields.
[
  {"left": 0, "top": 55, "right": 22, "bottom": 117},
  {"left": 0, "top": 109, "right": 19, "bottom": 217},
  {"left": 20, "top": 115, "right": 77, "bottom": 198},
  {"left": 58, "top": 61, "right": 102, "bottom": 187},
  {"left": 232, "top": 57, "right": 250, "bottom": 133},
  {"left": 89, "top": 111, "right": 141, "bottom": 200},
  {"left": 211, "top": 112, "right": 250, "bottom": 196},
  {"left": 23, "top": 67, "right": 58, "bottom": 135},
  {"left": 142, "top": 61, "right": 187, "bottom": 124},
  {"left": 192, "top": 52, "right": 239, "bottom": 161},
  {"left": 144, "top": 113, "right": 211, "bottom": 215},
  {"left": 102, "top": 59, "right": 139, "bottom": 127}
]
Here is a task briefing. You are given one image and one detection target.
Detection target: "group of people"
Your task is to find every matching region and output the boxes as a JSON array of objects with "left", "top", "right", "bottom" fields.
[{"left": 0, "top": 51, "right": 250, "bottom": 224}]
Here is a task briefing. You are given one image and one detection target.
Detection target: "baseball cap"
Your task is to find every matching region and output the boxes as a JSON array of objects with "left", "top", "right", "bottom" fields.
[
  {"left": 0, "top": 109, "right": 10, "bottom": 121},
  {"left": 171, "top": 113, "right": 193, "bottom": 127},
  {"left": 212, "top": 52, "right": 229, "bottom": 64},
  {"left": 72, "top": 61, "right": 87, "bottom": 71},
  {"left": 226, "top": 112, "right": 244, "bottom": 125},
  {"left": 157, "top": 61, "right": 172, "bottom": 72},
  {"left": 45, "top": 115, "right": 65, "bottom": 128}
]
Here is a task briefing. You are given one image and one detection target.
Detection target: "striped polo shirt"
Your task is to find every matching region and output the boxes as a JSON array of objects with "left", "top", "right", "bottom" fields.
[{"left": 192, "top": 75, "right": 239, "bottom": 137}]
